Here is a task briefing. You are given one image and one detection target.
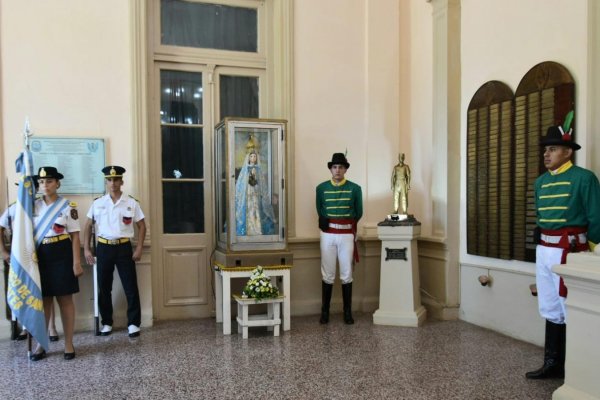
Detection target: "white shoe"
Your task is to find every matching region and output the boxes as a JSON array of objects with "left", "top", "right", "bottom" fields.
[
  {"left": 128, "top": 324, "right": 140, "bottom": 338},
  {"left": 100, "top": 325, "right": 112, "bottom": 336}
]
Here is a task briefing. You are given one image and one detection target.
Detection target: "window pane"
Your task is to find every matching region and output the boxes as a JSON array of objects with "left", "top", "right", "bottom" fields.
[
  {"left": 220, "top": 75, "right": 258, "bottom": 120},
  {"left": 161, "top": 0, "right": 257, "bottom": 52},
  {"left": 161, "top": 70, "right": 202, "bottom": 124},
  {"left": 161, "top": 126, "right": 203, "bottom": 179},
  {"left": 163, "top": 182, "right": 204, "bottom": 233}
]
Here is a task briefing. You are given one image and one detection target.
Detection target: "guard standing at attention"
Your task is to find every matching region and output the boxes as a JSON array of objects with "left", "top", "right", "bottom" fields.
[
  {"left": 316, "top": 153, "right": 363, "bottom": 325},
  {"left": 83, "top": 166, "right": 146, "bottom": 338},
  {"left": 526, "top": 125, "right": 600, "bottom": 379}
]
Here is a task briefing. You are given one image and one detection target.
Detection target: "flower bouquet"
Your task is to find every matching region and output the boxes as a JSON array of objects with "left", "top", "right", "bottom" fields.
[{"left": 242, "top": 266, "right": 279, "bottom": 301}]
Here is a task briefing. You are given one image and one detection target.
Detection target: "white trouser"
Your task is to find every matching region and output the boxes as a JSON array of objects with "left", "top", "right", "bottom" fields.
[
  {"left": 320, "top": 232, "right": 354, "bottom": 284},
  {"left": 535, "top": 244, "right": 566, "bottom": 324}
]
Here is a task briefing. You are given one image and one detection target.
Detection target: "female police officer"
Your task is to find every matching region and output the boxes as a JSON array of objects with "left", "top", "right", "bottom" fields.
[{"left": 30, "top": 167, "right": 82, "bottom": 361}]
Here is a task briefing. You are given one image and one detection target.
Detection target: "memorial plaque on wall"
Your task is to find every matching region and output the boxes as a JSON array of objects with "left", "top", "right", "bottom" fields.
[
  {"left": 466, "top": 81, "right": 514, "bottom": 259},
  {"left": 514, "top": 61, "right": 575, "bottom": 262},
  {"left": 30, "top": 137, "right": 106, "bottom": 194}
]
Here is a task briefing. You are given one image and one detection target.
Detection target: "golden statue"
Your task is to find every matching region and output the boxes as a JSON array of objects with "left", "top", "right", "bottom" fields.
[{"left": 391, "top": 153, "right": 411, "bottom": 215}]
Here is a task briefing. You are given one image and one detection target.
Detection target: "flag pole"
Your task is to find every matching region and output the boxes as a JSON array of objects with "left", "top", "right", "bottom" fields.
[{"left": 24, "top": 118, "right": 33, "bottom": 359}]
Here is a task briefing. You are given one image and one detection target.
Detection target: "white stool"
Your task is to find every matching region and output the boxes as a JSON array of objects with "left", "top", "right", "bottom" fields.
[{"left": 233, "top": 295, "right": 284, "bottom": 339}]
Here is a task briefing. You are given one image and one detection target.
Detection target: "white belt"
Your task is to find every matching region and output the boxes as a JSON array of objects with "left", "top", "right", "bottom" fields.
[
  {"left": 329, "top": 223, "right": 352, "bottom": 230},
  {"left": 541, "top": 233, "right": 586, "bottom": 244}
]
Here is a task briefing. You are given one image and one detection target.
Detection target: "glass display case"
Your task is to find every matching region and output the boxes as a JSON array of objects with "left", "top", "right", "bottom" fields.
[{"left": 215, "top": 118, "right": 287, "bottom": 252}]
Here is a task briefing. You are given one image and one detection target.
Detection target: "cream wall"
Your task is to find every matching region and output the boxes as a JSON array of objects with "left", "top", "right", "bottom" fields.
[
  {"left": 459, "top": 0, "right": 594, "bottom": 345},
  {"left": 294, "top": 0, "right": 429, "bottom": 238},
  {"left": 0, "top": 0, "right": 152, "bottom": 336}
]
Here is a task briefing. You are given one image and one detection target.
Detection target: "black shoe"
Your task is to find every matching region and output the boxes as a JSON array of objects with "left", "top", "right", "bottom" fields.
[
  {"left": 16, "top": 331, "right": 28, "bottom": 341},
  {"left": 64, "top": 352, "right": 76, "bottom": 360},
  {"left": 343, "top": 309, "right": 355, "bottom": 325},
  {"left": 525, "top": 364, "right": 564, "bottom": 379},
  {"left": 49, "top": 335, "right": 59, "bottom": 342},
  {"left": 319, "top": 309, "right": 329, "bottom": 324},
  {"left": 29, "top": 350, "right": 46, "bottom": 362}
]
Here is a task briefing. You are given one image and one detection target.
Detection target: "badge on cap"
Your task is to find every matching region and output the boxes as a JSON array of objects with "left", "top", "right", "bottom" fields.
[
  {"left": 110, "top": 167, "right": 116, "bottom": 176},
  {"left": 40, "top": 168, "right": 47, "bottom": 177}
]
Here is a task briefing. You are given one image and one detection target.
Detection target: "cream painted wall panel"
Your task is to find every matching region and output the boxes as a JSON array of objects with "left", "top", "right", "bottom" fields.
[
  {"left": 460, "top": 265, "right": 544, "bottom": 345},
  {"left": 461, "top": 0, "right": 589, "bottom": 159},
  {"left": 401, "top": 0, "right": 433, "bottom": 237},
  {"left": 293, "top": 0, "right": 367, "bottom": 237},
  {"left": 364, "top": 0, "right": 400, "bottom": 227},
  {"left": 1, "top": 0, "right": 132, "bottom": 178}
]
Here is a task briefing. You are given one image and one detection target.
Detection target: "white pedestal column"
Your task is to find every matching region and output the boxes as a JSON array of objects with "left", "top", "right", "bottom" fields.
[
  {"left": 553, "top": 253, "right": 600, "bottom": 400},
  {"left": 373, "top": 221, "right": 426, "bottom": 327}
]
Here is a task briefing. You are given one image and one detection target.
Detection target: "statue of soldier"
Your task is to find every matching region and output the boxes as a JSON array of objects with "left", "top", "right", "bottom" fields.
[{"left": 391, "top": 153, "right": 411, "bottom": 215}]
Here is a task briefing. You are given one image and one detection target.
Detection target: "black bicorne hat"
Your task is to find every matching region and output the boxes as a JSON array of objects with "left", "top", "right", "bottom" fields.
[
  {"left": 36, "top": 166, "right": 64, "bottom": 180},
  {"left": 540, "top": 126, "right": 581, "bottom": 151},
  {"left": 102, "top": 165, "right": 126, "bottom": 178},
  {"left": 327, "top": 153, "right": 350, "bottom": 169}
]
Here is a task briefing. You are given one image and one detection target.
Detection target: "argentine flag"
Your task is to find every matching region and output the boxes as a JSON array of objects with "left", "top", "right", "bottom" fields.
[{"left": 8, "top": 149, "right": 48, "bottom": 351}]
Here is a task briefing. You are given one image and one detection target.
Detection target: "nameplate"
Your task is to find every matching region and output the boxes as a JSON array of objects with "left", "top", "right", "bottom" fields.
[{"left": 385, "top": 247, "right": 407, "bottom": 261}]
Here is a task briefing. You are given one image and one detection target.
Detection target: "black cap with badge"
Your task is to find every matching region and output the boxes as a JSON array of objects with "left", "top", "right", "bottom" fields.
[
  {"left": 102, "top": 165, "right": 126, "bottom": 178},
  {"left": 36, "top": 166, "right": 64, "bottom": 180}
]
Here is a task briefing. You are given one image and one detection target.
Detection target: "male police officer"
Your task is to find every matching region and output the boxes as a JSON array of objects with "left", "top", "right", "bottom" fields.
[
  {"left": 526, "top": 126, "right": 600, "bottom": 379},
  {"left": 84, "top": 166, "right": 146, "bottom": 338}
]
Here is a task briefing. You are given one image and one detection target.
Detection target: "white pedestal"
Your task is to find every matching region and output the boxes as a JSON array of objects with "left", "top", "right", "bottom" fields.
[
  {"left": 373, "top": 223, "right": 426, "bottom": 327},
  {"left": 553, "top": 253, "right": 600, "bottom": 400}
]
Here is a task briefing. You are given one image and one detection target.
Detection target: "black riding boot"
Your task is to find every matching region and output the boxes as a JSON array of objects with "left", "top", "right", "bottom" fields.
[
  {"left": 525, "top": 320, "right": 566, "bottom": 379},
  {"left": 342, "top": 282, "right": 354, "bottom": 324},
  {"left": 320, "top": 282, "right": 333, "bottom": 324}
]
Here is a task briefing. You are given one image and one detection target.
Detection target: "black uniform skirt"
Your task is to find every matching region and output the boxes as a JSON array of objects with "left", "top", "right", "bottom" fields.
[{"left": 38, "top": 238, "right": 79, "bottom": 296}]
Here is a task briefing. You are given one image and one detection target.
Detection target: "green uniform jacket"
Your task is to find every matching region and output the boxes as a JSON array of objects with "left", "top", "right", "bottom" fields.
[
  {"left": 316, "top": 179, "right": 363, "bottom": 221},
  {"left": 535, "top": 162, "right": 600, "bottom": 244}
]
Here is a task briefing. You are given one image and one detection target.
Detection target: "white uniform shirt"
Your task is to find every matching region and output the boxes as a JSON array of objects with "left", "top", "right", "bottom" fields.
[
  {"left": 33, "top": 197, "right": 81, "bottom": 237},
  {"left": 87, "top": 193, "right": 144, "bottom": 239},
  {"left": 0, "top": 203, "right": 16, "bottom": 230}
]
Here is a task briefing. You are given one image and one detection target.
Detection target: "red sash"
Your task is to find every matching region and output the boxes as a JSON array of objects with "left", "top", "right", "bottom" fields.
[{"left": 325, "top": 218, "right": 359, "bottom": 263}]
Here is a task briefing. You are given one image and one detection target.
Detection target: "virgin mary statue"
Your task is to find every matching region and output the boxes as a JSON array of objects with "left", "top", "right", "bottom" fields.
[{"left": 235, "top": 139, "right": 276, "bottom": 236}]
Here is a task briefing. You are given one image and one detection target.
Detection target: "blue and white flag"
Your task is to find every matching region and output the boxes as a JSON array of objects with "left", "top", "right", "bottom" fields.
[{"left": 7, "top": 149, "right": 48, "bottom": 351}]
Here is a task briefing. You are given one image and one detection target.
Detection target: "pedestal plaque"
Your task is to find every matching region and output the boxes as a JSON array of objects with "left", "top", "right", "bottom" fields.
[{"left": 373, "top": 217, "right": 426, "bottom": 327}]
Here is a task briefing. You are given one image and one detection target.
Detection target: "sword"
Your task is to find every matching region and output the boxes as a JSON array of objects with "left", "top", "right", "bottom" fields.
[{"left": 92, "top": 207, "right": 100, "bottom": 336}]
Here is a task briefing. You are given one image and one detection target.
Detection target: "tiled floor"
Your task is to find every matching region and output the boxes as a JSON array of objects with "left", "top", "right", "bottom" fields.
[{"left": 0, "top": 314, "right": 562, "bottom": 399}]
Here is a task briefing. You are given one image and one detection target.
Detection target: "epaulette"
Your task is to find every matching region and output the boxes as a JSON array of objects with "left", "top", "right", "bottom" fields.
[
  {"left": 128, "top": 195, "right": 140, "bottom": 203},
  {"left": 9, "top": 201, "right": 16, "bottom": 207},
  {"left": 69, "top": 201, "right": 78, "bottom": 207},
  {"left": 94, "top": 196, "right": 101, "bottom": 201}
]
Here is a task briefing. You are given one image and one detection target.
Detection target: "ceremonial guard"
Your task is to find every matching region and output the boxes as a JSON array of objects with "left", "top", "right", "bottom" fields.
[
  {"left": 316, "top": 153, "right": 363, "bottom": 324},
  {"left": 526, "top": 126, "right": 600, "bottom": 379},
  {"left": 30, "top": 167, "right": 82, "bottom": 361},
  {"left": 84, "top": 166, "right": 146, "bottom": 338}
]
